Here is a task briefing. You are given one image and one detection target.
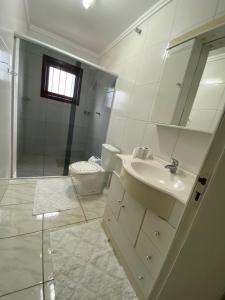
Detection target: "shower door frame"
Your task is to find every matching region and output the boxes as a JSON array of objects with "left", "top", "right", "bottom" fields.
[{"left": 11, "top": 33, "right": 118, "bottom": 178}]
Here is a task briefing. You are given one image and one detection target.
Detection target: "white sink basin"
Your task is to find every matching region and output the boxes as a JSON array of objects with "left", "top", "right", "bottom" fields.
[
  {"left": 131, "top": 161, "right": 186, "bottom": 193},
  {"left": 118, "top": 155, "right": 196, "bottom": 220}
]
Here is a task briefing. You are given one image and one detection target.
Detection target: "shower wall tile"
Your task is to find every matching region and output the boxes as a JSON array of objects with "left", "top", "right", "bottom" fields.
[{"left": 142, "top": 124, "right": 180, "bottom": 161}]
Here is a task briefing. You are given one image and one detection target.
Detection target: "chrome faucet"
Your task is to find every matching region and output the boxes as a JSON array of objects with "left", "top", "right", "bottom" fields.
[{"left": 165, "top": 158, "right": 179, "bottom": 174}]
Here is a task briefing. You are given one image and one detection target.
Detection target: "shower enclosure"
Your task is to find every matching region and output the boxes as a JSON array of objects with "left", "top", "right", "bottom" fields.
[{"left": 16, "top": 39, "right": 116, "bottom": 177}]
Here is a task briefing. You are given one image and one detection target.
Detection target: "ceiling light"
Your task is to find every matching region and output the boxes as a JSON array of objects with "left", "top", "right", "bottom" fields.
[{"left": 82, "top": 0, "right": 96, "bottom": 9}]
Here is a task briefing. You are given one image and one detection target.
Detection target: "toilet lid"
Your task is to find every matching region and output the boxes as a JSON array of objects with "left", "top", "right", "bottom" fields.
[{"left": 69, "top": 161, "right": 102, "bottom": 174}]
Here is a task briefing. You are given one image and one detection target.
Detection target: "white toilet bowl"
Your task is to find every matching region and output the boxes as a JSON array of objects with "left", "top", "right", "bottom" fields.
[
  {"left": 69, "top": 144, "right": 120, "bottom": 196},
  {"left": 69, "top": 161, "right": 106, "bottom": 196}
]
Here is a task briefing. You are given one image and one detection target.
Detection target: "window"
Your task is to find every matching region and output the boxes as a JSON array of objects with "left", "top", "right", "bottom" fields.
[{"left": 41, "top": 55, "right": 83, "bottom": 104}]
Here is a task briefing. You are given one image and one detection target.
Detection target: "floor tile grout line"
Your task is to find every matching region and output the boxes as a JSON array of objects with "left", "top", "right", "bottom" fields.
[
  {"left": 0, "top": 283, "right": 43, "bottom": 298},
  {"left": 33, "top": 205, "right": 83, "bottom": 216},
  {"left": 44, "top": 220, "right": 87, "bottom": 232},
  {"left": 0, "top": 201, "right": 34, "bottom": 207},
  {"left": 0, "top": 229, "right": 43, "bottom": 240}
]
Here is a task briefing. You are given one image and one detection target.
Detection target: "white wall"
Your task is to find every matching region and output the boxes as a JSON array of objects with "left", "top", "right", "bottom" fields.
[
  {"left": 0, "top": 0, "right": 28, "bottom": 179},
  {"left": 99, "top": 0, "right": 225, "bottom": 175}
]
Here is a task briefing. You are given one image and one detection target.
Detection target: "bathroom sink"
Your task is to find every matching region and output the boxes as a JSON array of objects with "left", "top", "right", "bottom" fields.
[
  {"left": 130, "top": 161, "right": 186, "bottom": 192},
  {"left": 118, "top": 155, "right": 196, "bottom": 220}
]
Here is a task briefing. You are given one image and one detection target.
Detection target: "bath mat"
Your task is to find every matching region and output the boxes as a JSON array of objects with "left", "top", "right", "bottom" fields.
[
  {"left": 50, "top": 221, "right": 137, "bottom": 300},
  {"left": 33, "top": 177, "right": 80, "bottom": 215}
]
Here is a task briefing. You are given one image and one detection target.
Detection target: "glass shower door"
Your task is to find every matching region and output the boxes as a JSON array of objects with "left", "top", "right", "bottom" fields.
[{"left": 42, "top": 99, "right": 72, "bottom": 176}]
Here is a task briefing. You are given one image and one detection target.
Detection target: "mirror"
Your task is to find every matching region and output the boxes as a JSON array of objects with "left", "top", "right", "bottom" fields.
[
  {"left": 185, "top": 47, "right": 225, "bottom": 132},
  {"left": 151, "top": 38, "right": 225, "bottom": 133}
]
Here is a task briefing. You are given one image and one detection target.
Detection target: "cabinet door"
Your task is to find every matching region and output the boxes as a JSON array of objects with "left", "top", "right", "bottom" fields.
[
  {"left": 151, "top": 39, "right": 203, "bottom": 125},
  {"left": 107, "top": 172, "right": 125, "bottom": 219},
  {"left": 136, "top": 230, "right": 164, "bottom": 279},
  {"left": 118, "top": 192, "right": 146, "bottom": 246},
  {"left": 142, "top": 210, "right": 175, "bottom": 255}
]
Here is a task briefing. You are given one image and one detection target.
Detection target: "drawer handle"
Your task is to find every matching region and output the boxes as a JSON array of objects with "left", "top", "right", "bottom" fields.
[
  {"left": 121, "top": 204, "right": 125, "bottom": 208},
  {"left": 107, "top": 218, "right": 111, "bottom": 222},
  {"left": 117, "top": 200, "right": 123, "bottom": 203},
  {"left": 137, "top": 275, "right": 144, "bottom": 280},
  {"left": 154, "top": 231, "right": 160, "bottom": 237},
  {"left": 146, "top": 255, "right": 152, "bottom": 261}
]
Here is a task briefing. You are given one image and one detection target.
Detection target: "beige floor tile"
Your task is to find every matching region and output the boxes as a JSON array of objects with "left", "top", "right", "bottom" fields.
[
  {"left": 43, "top": 207, "right": 85, "bottom": 230},
  {"left": 0, "top": 203, "right": 42, "bottom": 238},
  {"left": 0, "top": 285, "right": 44, "bottom": 300},
  {"left": 79, "top": 193, "right": 106, "bottom": 220},
  {"left": 0, "top": 232, "right": 43, "bottom": 296},
  {"left": 0, "top": 184, "right": 36, "bottom": 205}
]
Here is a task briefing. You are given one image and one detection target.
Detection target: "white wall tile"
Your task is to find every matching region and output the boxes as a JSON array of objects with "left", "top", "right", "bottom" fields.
[
  {"left": 112, "top": 79, "right": 134, "bottom": 117},
  {"left": 116, "top": 21, "right": 148, "bottom": 62},
  {"left": 107, "top": 116, "right": 126, "bottom": 151},
  {"left": 215, "top": 0, "right": 225, "bottom": 16},
  {"left": 120, "top": 55, "right": 140, "bottom": 83},
  {"left": 136, "top": 42, "right": 167, "bottom": 85},
  {"left": 171, "top": 0, "right": 218, "bottom": 38},
  {"left": 142, "top": 124, "right": 179, "bottom": 161},
  {"left": 172, "top": 130, "right": 212, "bottom": 174},
  {"left": 145, "top": 0, "right": 177, "bottom": 46},
  {"left": 122, "top": 119, "right": 146, "bottom": 153},
  {"left": 129, "top": 83, "right": 158, "bottom": 121}
]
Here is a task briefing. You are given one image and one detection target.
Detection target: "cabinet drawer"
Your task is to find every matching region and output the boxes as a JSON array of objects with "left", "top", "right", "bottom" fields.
[
  {"left": 107, "top": 172, "right": 125, "bottom": 219},
  {"left": 104, "top": 205, "right": 154, "bottom": 299},
  {"left": 118, "top": 192, "right": 146, "bottom": 246},
  {"left": 136, "top": 230, "right": 164, "bottom": 279},
  {"left": 118, "top": 230, "right": 154, "bottom": 299},
  {"left": 142, "top": 210, "right": 175, "bottom": 255}
]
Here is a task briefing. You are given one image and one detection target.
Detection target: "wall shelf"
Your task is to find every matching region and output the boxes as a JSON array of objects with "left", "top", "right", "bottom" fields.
[{"left": 156, "top": 123, "right": 213, "bottom": 135}]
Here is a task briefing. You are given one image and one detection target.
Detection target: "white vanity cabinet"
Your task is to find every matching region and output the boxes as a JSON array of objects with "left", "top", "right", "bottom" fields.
[
  {"left": 118, "top": 192, "right": 146, "bottom": 246},
  {"left": 107, "top": 172, "right": 124, "bottom": 219},
  {"left": 103, "top": 172, "right": 178, "bottom": 299},
  {"left": 142, "top": 210, "right": 175, "bottom": 255}
]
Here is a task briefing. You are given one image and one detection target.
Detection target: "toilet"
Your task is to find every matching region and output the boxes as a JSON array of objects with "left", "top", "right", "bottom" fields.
[{"left": 69, "top": 144, "right": 120, "bottom": 196}]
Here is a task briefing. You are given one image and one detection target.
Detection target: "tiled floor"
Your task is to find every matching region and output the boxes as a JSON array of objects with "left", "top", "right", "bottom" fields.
[{"left": 0, "top": 178, "right": 107, "bottom": 299}]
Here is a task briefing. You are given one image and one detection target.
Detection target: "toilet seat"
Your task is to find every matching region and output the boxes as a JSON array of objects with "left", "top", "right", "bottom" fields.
[{"left": 69, "top": 161, "right": 104, "bottom": 175}]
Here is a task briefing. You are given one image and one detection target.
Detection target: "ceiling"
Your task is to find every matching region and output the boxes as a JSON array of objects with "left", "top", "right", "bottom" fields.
[{"left": 27, "top": 0, "right": 159, "bottom": 54}]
